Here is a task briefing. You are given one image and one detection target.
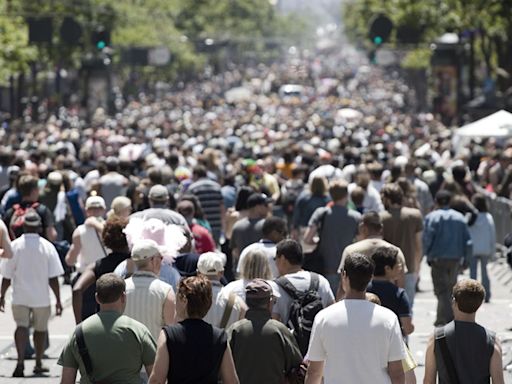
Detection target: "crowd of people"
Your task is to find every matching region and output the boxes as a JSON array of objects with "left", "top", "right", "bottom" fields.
[{"left": 0, "top": 45, "right": 509, "bottom": 383}]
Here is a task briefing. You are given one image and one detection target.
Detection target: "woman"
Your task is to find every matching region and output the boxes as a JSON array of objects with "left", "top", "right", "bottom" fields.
[
  {"left": 107, "top": 196, "right": 132, "bottom": 220},
  {"left": 149, "top": 276, "right": 239, "bottom": 384}
]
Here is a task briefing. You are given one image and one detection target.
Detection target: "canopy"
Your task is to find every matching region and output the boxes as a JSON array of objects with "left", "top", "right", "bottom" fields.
[{"left": 456, "top": 110, "right": 512, "bottom": 138}]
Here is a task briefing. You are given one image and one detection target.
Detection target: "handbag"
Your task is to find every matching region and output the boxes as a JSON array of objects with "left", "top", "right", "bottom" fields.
[{"left": 284, "top": 363, "right": 308, "bottom": 384}]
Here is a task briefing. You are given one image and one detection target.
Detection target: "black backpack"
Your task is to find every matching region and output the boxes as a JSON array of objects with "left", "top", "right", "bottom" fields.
[{"left": 276, "top": 272, "right": 324, "bottom": 355}]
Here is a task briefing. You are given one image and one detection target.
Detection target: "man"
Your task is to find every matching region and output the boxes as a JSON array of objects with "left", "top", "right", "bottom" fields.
[
  {"left": 227, "top": 279, "right": 303, "bottom": 384},
  {"left": 305, "top": 253, "right": 405, "bottom": 384},
  {"left": 3, "top": 174, "right": 57, "bottom": 241},
  {"left": 337, "top": 211, "right": 407, "bottom": 299},
  {"left": 0, "top": 211, "right": 63, "bottom": 377},
  {"left": 424, "top": 279, "right": 504, "bottom": 384},
  {"left": 187, "top": 165, "right": 225, "bottom": 243},
  {"left": 305, "top": 180, "right": 361, "bottom": 294},
  {"left": 348, "top": 166, "right": 385, "bottom": 213},
  {"left": 98, "top": 157, "right": 129, "bottom": 210},
  {"left": 380, "top": 183, "right": 423, "bottom": 306},
  {"left": 199, "top": 252, "right": 246, "bottom": 329},
  {"left": 423, "top": 190, "right": 472, "bottom": 326},
  {"left": 404, "top": 159, "right": 434, "bottom": 216},
  {"left": 124, "top": 239, "right": 176, "bottom": 341},
  {"left": 176, "top": 199, "right": 215, "bottom": 254},
  {"left": 230, "top": 193, "right": 272, "bottom": 267},
  {"left": 131, "top": 184, "right": 189, "bottom": 228},
  {"left": 237, "top": 216, "right": 287, "bottom": 279},
  {"left": 59, "top": 273, "right": 156, "bottom": 384}
]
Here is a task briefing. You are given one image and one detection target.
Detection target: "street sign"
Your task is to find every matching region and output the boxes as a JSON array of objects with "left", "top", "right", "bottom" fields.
[
  {"left": 375, "top": 49, "right": 397, "bottom": 66},
  {"left": 148, "top": 47, "right": 171, "bottom": 66}
]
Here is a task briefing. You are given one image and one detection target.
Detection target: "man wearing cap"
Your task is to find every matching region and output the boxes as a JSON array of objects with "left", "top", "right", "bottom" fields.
[
  {"left": 124, "top": 239, "right": 176, "bottom": 341},
  {"left": 131, "top": 184, "right": 189, "bottom": 228},
  {"left": 227, "top": 278, "right": 302, "bottom": 384},
  {"left": 198, "top": 252, "right": 246, "bottom": 329},
  {"left": 230, "top": 193, "right": 272, "bottom": 270},
  {"left": 0, "top": 210, "right": 64, "bottom": 377},
  {"left": 98, "top": 157, "right": 128, "bottom": 210}
]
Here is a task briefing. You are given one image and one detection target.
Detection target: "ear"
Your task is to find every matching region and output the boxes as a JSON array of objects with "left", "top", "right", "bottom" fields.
[{"left": 95, "top": 293, "right": 100, "bottom": 305}]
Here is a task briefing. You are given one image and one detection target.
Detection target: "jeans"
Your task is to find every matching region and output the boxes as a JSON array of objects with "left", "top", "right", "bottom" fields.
[
  {"left": 430, "top": 259, "right": 460, "bottom": 326},
  {"left": 325, "top": 273, "right": 340, "bottom": 297},
  {"left": 469, "top": 255, "right": 491, "bottom": 301},
  {"left": 404, "top": 273, "right": 418, "bottom": 307}
]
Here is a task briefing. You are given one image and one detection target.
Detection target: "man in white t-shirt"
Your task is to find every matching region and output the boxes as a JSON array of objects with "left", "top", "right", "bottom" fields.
[
  {"left": 0, "top": 211, "right": 64, "bottom": 377},
  {"left": 306, "top": 253, "right": 405, "bottom": 384}
]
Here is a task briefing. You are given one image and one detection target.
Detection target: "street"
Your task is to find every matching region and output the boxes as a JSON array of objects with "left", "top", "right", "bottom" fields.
[{"left": 1, "top": 259, "right": 512, "bottom": 383}]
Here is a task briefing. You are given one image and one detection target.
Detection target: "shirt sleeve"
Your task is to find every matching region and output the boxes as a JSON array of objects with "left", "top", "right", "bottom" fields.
[
  {"left": 48, "top": 243, "right": 65, "bottom": 278},
  {"left": 318, "top": 276, "right": 335, "bottom": 306},
  {"left": 308, "top": 207, "right": 323, "bottom": 227},
  {"left": 387, "top": 316, "right": 406, "bottom": 362},
  {"left": 306, "top": 314, "right": 326, "bottom": 361},
  {"left": 42, "top": 206, "right": 55, "bottom": 227},
  {"left": 397, "top": 289, "right": 412, "bottom": 317},
  {"left": 280, "top": 324, "right": 304, "bottom": 371},
  {"left": 141, "top": 329, "right": 157, "bottom": 366},
  {"left": 1, "top": 255, "right": 15, "bottom": 279},
  {"left": 57, "top": 333, "right": 79, "bottom": 368}
]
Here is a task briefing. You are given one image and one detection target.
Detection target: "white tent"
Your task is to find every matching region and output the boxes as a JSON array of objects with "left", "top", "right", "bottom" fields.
[{"left": 456, "top": 110, "right": 512, "bottom": 138}]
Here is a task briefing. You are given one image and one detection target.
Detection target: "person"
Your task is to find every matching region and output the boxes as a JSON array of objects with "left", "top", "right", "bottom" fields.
[
  {"left": 237, "top": 216, "right": 288, "bottom": 279},
  {"left": 423, "top": 279, "right": 505, "bottom": 384},
  {"left": 468, "top": 193, "right": 495, "bottom": 302},
  {"left": 305, "top": 253, "right": 405, "bottom": 384},
  {"left": 148, "top": 276, "right": 239, "bottom": 384},
  {"left": 227, "top": 279, "right": 303, "bottom": 384},
  {"left": 0, "top": 211, "right": 63, "bottom": 377},
  {"left": 176, "top": 199, "right": 216, "bottom": 254},
  {"left": 107, "top": 196, "right": 132, "bottom": 220},
  {"left": 348, "top": 166, "right": 385, "bottom": 212},
  {"left": 304, "top": 180, "right": 361, "bottom": 294},
  {"left": 404, "top": 159, "right": 434, "bottom": 216},
  {"left": 423, "top": 190, "right": 472, "bottom": 326},
  {"left": 198, "top": 252, "right": 246, "bottom": 329},
  {"left": 58, "top": 273, "right": 157, "bottom": 384},
  {"left": 367, "top": 247, "right": 414, "bottom": 336},
  {"left": 380, "top": 183, "right": 423, "bottom": 306},
  {"left": 97, "top": 156, "right": 129, "bottom": 210},
  {"left": 124, "top": 239, "right": 176, "bottom": 340},
  {"left": 0, "top": 218, "right": 12, "bottom": 259}
]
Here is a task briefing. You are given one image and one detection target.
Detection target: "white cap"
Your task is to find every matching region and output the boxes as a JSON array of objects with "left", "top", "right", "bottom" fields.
[
  {"left": 85, "top": 196, "right": 106, "bottom": 210},
  {"left": 197, "top": 252, "right": 226, "bottom": 275},
  {"left": 131, "top": 239, "right": 160, "bottom": 262}
]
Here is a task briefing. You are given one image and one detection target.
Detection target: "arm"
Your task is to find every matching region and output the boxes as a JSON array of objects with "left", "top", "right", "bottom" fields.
[
  {"left": 149, "top": 330, "right": 169, "bottom": 384},
  {"left": 399, "top": 316, "right": 414, "bottom": 336},
  {"left": 65, "top": 230, "right": 81, "bottom": 267},
  {"left": 305, "top": 361, "right": 324, "bottom": 384},
  {"left": 162, "top": 289, "right": 176, "bottom": 325},
  {"left": 490, "top": 338, "right": 505, "bottom": 384},
  {"left": 303, "top": 224, "right": 318, "bottom": 244},
  {"left": 219, "top": 345, "right": 240, "bottom": 384},
  {"left": 49, "top": 277, "right": 63, "bottom": 316},
  {"left": 84, "top": 217, "right": 105, "bottom": 232},
  {"left": 387, "top": 360, "right": 405, "bottom": 384},
  {"left": 72, "top": 268, "right": 96, "bottom": 324},
  {"left": 60, "top": 367, "right": 78, "bottom": 384},
  {"left": 414, "top": 231, "right": 423, "bottom": 274},
  {"left": 0, "top": 223, "right": 12, "bottom": 259},
  {"left": 0, "top": 278, "right": 11, "bottom": 312},
  {"left": 46, "top": 226, "right": 58, "bottom": 242},
  {"left": 423, "top": 335, "right": 436, "bottom": 384}
]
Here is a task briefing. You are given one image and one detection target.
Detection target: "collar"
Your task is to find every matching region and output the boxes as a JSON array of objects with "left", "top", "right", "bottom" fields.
[
  {"left": 245, "top": 308, "right": 272, "bottom": 321},
  {"left": 132, "top": 270, "right": 158, "bottom": 278},
  {"left": 366, "top": 235, "right": 383, "bottom": 240},
  {"left": 259, "top": 239, "right": 274, "bottom": 245}
]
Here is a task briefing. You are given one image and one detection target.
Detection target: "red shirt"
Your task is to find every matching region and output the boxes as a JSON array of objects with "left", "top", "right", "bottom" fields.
[{"left": 191, "top": 223, "right": 216, "bottom": 254}]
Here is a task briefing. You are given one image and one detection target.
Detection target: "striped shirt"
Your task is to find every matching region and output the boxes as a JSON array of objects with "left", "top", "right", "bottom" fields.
[
  {"left": 124, "top": 271, "right": 173, "bottom": 340},
  {"left": 187, "top": 178, "right": 223, "bottom": 241}
]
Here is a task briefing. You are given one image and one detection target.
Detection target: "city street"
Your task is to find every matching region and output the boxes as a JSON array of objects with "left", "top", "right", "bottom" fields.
[{"left": 1, "top": 258, "right": 512, "bottom": 383}]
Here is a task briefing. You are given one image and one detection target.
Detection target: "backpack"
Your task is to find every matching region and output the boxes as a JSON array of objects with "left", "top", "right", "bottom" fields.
[
  {"left": 276, "top": 272, "right": 323, "bottom": 355},
  {"left": 8, "top": 202, "right": 40, "bottom": 239}
]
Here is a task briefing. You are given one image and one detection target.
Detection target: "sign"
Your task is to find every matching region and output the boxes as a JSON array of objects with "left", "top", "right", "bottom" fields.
[{"left": 148, "top": 47, "right": 171, "bottom": 66}]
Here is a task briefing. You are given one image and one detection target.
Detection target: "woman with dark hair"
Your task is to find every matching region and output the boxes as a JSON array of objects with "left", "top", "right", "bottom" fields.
[
  {"left": 149, "top": 276, "right": 239, "bottom": 384},
  {"left": 71, "top": 216, "right": 131, "bottom": 323},
  {"left": 180, "top": 194, "right": 212, "bottom": 233}
]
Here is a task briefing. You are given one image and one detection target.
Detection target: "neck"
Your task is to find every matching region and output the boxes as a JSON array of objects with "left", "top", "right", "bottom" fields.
[
  {"left": 454, "top": 311, "right": 476, "bottom": 322},
  {"left": 282, "top": 264, "right": 302, "bottom": 275},
  {"left": 99, "top": 303, "right": 123, "bottom": 313},
  {"left": 365, "top": 233, "right": 382, "bottom": 239},
  {"left": 137, "top": 266, "right": 156, "bottom": 274},
  {"left": 248, "top": 210, "right": 261, "bottom": 219},
  {"left": 372, "top": 276, "right": 393, "bottom": 282},
  {"left": 333, "top": 199, "right": 347, "bottom": 206},
  {"left": 344, "top": 289, "right": 367, "bottom": 300}
]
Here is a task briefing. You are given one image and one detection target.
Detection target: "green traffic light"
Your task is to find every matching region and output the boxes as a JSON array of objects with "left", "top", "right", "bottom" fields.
[
  {"left": 97, "top": 41, "right": 106, "bottom": 49},
  {"left": 373, "top": 36, "right": 383, "bottom": 45}
]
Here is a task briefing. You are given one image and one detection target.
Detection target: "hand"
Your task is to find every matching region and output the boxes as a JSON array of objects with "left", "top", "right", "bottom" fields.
[
  {"left": 55, "top": 301, "right": 63, "bottom": 316},
  {"left": 0, "top": 296, "right": 5, "bottom": 312}
]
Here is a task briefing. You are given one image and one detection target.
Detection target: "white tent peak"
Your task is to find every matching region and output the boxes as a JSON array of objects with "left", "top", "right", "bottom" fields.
[{"left": 456, "top": 110, "right": 512, "bottom": 138}]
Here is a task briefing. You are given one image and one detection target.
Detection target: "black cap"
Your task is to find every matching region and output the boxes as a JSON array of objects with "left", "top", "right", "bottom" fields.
[{"left": 246, "top": 193, "right": 272, "bottom": 209}]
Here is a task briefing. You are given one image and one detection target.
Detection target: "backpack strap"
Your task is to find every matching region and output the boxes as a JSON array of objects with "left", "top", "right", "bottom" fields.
[
  {"left": 434, "top": 326, "right": 460, "bottom": 384},
  {"left": 219, "top": 292, "right": 236, "bottom": 329},
  {"left": 75, "top": 324, "right": 96, "bottom": 381},
  {"left": 276, "top": 276, "right": 301, "bottom": 300},
  {"left": 308, "top": 272, "right": 320, "bottom": 291}
]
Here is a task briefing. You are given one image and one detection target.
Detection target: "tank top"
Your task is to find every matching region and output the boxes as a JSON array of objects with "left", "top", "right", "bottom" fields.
[
  {"left": 435, "top": 320, "right": 495, "bottom": 384},
  {"left": 77, "top": 222, "right": 107, "bottom": 272},
  {"left": 164, "top": 319, "right": 227, "bottom": 384}
]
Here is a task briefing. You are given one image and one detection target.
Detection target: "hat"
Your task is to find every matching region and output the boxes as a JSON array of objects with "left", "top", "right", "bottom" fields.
[
  {"left": 47, "top": 171, "right": 63, "bottom": 185},
  {"left": 23, "top": 210, "right": 42, "bottom": 227},
  {"left": 197, "top": 252, "right": 226, "bottom": 275},
  {"left": 86, "top": 196, "right": 106, "bottom": 210},
  {"left": 131, "top": 239, "right": 160, "bottom": 262},
  {"left": 246, "top": 193, "right": 272, "bottom": 209},
  {"left": 148, "top": 184, "right": 169, "bottom": 202},
  {"left": 245, "top": 279, "right": 273, "bottom": 300}
]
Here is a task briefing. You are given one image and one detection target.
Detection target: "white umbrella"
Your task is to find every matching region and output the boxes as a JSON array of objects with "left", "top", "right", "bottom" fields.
[
  {"left": 225, "top": 87, "right": 252, "bottom": 103},
  {"left": 456, "top": 110, "right": 512, "bottom": 138}
]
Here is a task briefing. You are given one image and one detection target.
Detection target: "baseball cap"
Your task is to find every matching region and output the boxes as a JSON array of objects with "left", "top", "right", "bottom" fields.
[
  {"left": 148, "top": 184, "right": 169, "bottom": 202},
  {"left": 85, "top": 196, "right": 106, "bottom": 210},
  {"left": 131, "top": 239, "right": 160, "bottom": 262},
  {"left": 197, "top": 252, "right": 226, "bottom": 275},
  {"left": 245, "top": 279, "right": 273, "bottom": 300},
  {"left": 47, "top": 171, "right": 63, "bottom": 186},
  {"left": 23, "top": 210, "right": 42, "bottom": 227},
  {"left": 246, "top": 193, "right": 272, "bottom": 209}
]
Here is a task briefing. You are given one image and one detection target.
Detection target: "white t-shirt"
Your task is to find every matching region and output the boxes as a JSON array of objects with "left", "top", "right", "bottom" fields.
[
  {"left": 307, "top": 299, "right": 405, "bottom": 384},
  {"left": 237, "top": 240, "right": 278, "bottom": 278},
  {"left": 1, "top": 234, "right": 64, "bottom": 307},
  {"left": 273, "top": 271, "right": 334, "bottom": 322},
  {"left": 203, "top": 281, "right": 244, "bottom": 329}
]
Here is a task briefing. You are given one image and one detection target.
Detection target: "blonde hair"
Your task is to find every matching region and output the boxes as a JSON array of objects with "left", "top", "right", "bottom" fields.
[
  {"left": 107, "top": 196, "right": 132, "bottom": 220},
  {"left": 240, "top": 249, "right": 272, "bottom": 280}
]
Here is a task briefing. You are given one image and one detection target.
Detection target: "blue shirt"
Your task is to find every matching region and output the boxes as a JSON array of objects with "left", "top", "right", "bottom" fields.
[{"left": 423, "top": 208, "right": 472, "bottom": 262}]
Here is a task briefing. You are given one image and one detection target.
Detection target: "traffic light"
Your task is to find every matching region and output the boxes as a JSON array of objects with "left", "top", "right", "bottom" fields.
[
  {"left": 91, "top": 27, "right": 110, "bottom": 50},
  {"left": 369, "top": 15, "right": 393, "bottom": 46},
  {"left": 27, "top": 17, "right": 53, "bottom": 44}
]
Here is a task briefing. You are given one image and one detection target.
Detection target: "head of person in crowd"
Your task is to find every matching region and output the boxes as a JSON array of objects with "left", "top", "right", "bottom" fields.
[
  {"left": 310, "top": 176, "right": 328, "bottom": 197},
  {"left": 22, "top": 209, "right": 42, "bottom": 235},
  {"left": 452, "top": 279, "right": 485, "bottom": 319},
  {"left": 180, "top": 194, "right": 206, "bottom": 220},
  {"left": 274, "top": 239, "right": 303, "bottom": 276},
  {"left": 359, "top": 211, "right": 383, "bottom": 238},
  {"left": 261, "top": 216, "right": 287, "bottom": 244},
  {"left": 105, "top": 157, "right": 120, "bottom": 173},
  {"left": 147, "top": 167, "right": 163, "bottom": 186},
  {"left": 246, "top": 193, "right": 272, "bottom": 219},
  {"left": 341, "top": 253, "right": 375, "bottom": 294},
  {"left": 451, "top": 164, "right": 467, "bottom": 184},
  {"left": 350, "top": 186, "right": 365, "bottom": 213},
  {"left": 85, "top": 195, "right": 106, "bottom": 218},
  {"left": 245, "top": 278, "right": 275, "bottom": 313},
  {"left": 329, "top": 180, "right": 349, "bottom": 204},
  {"left": 176, "top": 199, "right": 195, "bottom": 226},
  {"left": 18, "top": 174, "right": 39, "bottom": 201},
  {"left": 192, "top": 165, "right": 208, "bottom": 181},
  {"left": 102, "top": 216, "right": 129, "bottom": 252},
  {"left": 435, "top": 189, "right": 452, "bottom": 208},
  {"left": 131, "top": 239, "right": 163, "bottom": 275},
  {"left": 404, "top": 159, "right": 417, "bottom": 178},
  {"left": 176, "top": 275, "right": 212, "bottom": 320},
  {"left": 7, "top": 165, "right": 20, "bottom": 187},
  {"left": 107, "top": 196, "right": 132, "bottom": 220},
  {"left": 235, "top": 186, "right": 254, "bottom": 212},
  {"left": 148, "top": 184, "right": 170, "bottom": 209},
  {"left": 471, "top": 193, "right": 488, "bottom": 213},
  {"left": 239, "top": 248, "right": 272, "bottom": 280},
  {"left": 197, "top": 252, "right": 226, "bottom": 281},
  {"left": 95, "top": 273, "right": 127, "bottom": 312},
  {"left": 390, "top": 164, "right": 403, "bottom": 183},
  {"left": 366, "top": 292, "right": 381, "bottom": 305},
  {"left": 367, "top": 162, "right": 384, "bottom": 182},
  {"left": 371, "top": 246, "right": 401, "bottom": 280},
  {"left": 46, "top": 171, "right": 63, "bottom": 192},
  {"left": 380, "top": 183, "right": 404, "bottom": 210},
  {"left": 355, "top": 166, "right": 371, "bottom": 190}
]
